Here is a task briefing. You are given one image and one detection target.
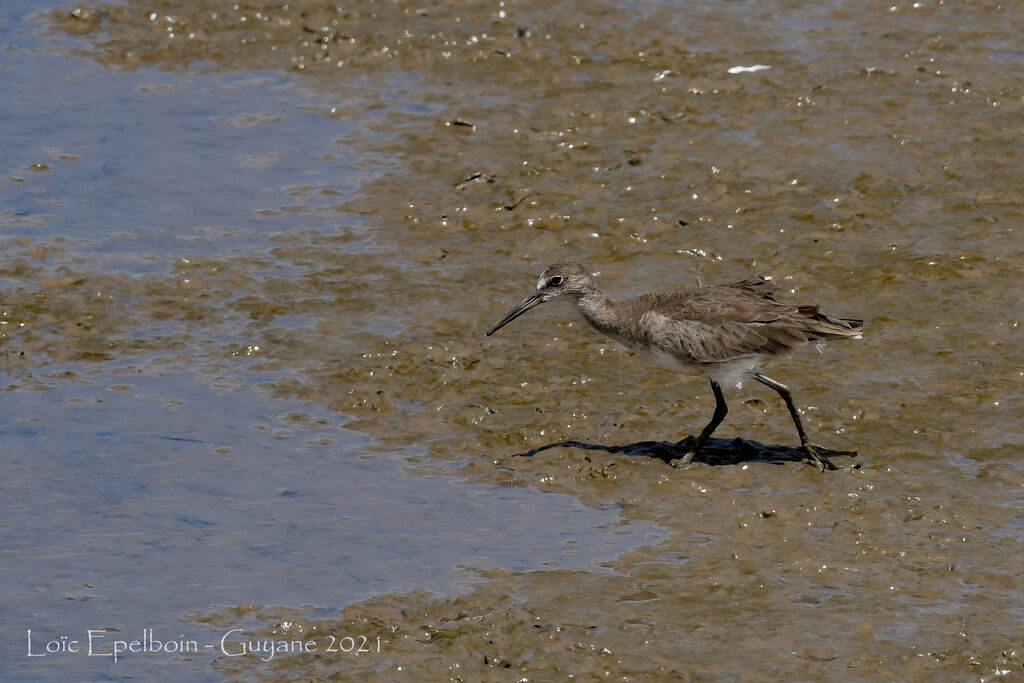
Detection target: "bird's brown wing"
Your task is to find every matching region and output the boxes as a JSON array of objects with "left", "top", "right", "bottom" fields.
[
  {"left": 725, "top": 276, "right": 779, "bottom": 299},
  {"left": 632, "top": 285, "right": 810, "bottom": 363}
]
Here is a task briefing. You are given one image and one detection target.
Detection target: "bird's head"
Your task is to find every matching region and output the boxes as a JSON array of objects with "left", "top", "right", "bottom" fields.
[{"left": 486, "top": 261, "right": 596, "bottom": 336}]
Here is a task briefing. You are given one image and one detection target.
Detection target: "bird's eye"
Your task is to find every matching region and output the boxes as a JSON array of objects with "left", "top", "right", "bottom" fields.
[{"left": 547, "top": 276, "right": 563, "bottom": 287}]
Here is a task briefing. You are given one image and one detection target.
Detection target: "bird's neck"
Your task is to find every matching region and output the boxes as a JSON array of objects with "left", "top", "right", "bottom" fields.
[{"left": 575, "top": 290, "right": 620, "bottom": 337}]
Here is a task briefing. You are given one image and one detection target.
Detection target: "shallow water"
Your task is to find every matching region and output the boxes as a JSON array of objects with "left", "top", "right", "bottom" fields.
[
  {"left": 3, "top": 0, "right": 1022, "bottom": 679},
  {"left": 2, "top": 371, "right": 656, "bottom": 680}
]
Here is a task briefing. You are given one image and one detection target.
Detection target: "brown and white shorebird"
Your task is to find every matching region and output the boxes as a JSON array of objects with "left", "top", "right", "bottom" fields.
[{"left": 486, "top": 261, "right": 863, "bottom": 471}]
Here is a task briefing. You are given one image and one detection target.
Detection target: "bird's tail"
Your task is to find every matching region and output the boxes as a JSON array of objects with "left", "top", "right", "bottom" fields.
[{"left": 798, "top": 306, "right": 864, "bottom": 340}]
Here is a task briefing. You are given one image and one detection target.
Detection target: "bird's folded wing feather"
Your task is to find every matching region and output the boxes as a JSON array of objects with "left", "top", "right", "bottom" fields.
[{"left": 635, "top": 285, "right": 809, "bottom": 363}]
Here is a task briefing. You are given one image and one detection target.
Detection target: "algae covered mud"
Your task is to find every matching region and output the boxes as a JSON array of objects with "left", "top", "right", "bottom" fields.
[{"left": 1, "top": 0, "right": 1021, "bottom": 678}]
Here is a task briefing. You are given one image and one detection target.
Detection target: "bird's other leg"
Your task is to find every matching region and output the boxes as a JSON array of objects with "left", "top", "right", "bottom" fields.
[
  {"left": 753, "top": 373, "right": 835, "bottom": 471},
  {"left": 681, "top": 380, "right": 728, "bottom": 463}
]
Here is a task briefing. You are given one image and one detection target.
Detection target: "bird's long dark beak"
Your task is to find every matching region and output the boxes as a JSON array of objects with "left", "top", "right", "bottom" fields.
[{"left": 486, "top": 293, "right": 544, "bottom": 336}]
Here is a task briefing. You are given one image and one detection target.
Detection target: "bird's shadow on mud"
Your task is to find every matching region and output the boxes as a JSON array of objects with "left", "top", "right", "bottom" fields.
[{"left": 514, "top": 435, "right": 858, "bottom": 469}]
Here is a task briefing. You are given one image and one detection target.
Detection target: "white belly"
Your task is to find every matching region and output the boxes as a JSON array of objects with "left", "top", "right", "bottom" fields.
[{"left": 639, "top": 346, "right": 759, "bottom": 389}]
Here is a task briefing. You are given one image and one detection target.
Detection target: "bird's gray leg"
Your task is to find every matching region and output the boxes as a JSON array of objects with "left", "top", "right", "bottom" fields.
[
  {"left": 753, "top": 373, "right": 835, "bottom": 471},
  {"left": 681, "top": 380, "right": 728, "bottom": 463}
]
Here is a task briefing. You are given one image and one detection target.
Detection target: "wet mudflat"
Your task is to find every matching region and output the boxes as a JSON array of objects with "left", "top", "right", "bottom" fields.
[{"left": 1, "top": 0, "right": 1021, "bottom": 679}]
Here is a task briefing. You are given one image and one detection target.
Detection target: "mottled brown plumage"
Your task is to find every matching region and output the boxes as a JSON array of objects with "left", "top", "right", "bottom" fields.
[{"left": 487, "top": 261, "right": 863, "bottom": 471}]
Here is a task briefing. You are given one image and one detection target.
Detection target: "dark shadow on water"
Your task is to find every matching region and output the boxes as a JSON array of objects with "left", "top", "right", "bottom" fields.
[{"left": 515, "top": 436, "right": 859, "bottom": 469}]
